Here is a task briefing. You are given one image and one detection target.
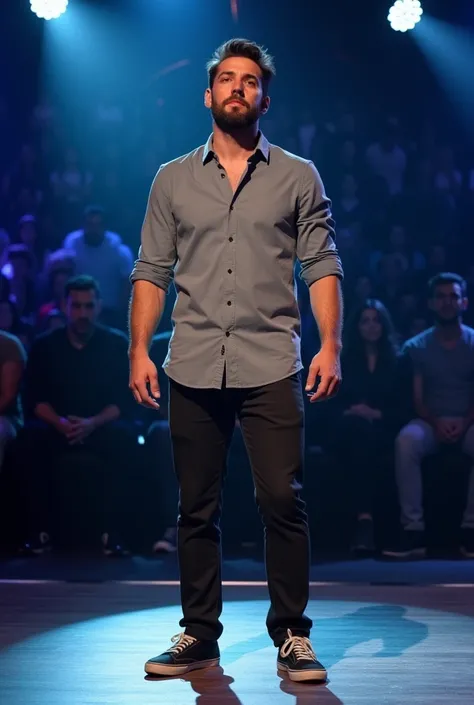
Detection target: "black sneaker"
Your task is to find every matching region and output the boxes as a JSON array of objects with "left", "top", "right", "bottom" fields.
[
  {"left": 351, "top": 518, "right": 375, "bottom": 554},
  {"left": 460, "top": 528, "right": 474, "bottom": 559},
  {"left": 145, "top": 633, "right": 220, "bottom": 677},
  {"left": 20, "top": 532, "right": 52, "bottom": 556},
  {"left": 382, "top": 529, "right": 426, "bottom": 559},
  {"left": 101, "top": 533, "right": 130, "bottom": 558},
  {"left": 277, "top": 630, "right": 327, "bottom": 682}
]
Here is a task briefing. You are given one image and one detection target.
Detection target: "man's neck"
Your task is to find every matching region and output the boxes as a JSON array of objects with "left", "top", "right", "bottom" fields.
[
  {"left": 67, "top": 327, "right": 94, "bottom": 350},
  {"left": 435, "top": 321, "right": 462, "bottom": 342},
  {"left": 212, "top": 123, "right": 259, "bottom": 163}
]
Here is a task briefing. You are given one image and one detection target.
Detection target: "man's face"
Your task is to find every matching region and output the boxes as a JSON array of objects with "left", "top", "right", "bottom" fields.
[
  {"left": 429, "top": 282, "right": 467, "bottom": 325},
  {"left": 66, "top": 289, "right": 101, "bottom": 336},
  {"left": 204, "top": 56, "right": 270, "bottom": 132},
  {"left": 84, "top": 214, "right": 105, "bottom": 244}
]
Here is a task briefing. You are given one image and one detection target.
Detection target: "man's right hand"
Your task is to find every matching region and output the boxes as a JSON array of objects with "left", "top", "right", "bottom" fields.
[
  {"left": 55, "top": 417, "right": 74, "bottom": 438},
  {"left": 435, "top": 418, "right": 458, "bottom": 443},
  {"left": 129, "top": 354, "right": 160, "bottom": 410}
]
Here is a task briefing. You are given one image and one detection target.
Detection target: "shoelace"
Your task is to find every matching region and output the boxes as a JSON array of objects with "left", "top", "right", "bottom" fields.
[
  {"left": 166, "top": 633, "right": 197, "bottom": 655},
  {"left": 280, "top": 630, "right": 317, "bottom": 661}
]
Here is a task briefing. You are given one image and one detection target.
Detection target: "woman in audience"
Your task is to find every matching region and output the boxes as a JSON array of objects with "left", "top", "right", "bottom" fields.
[{"left": 334, "top": 298, "right": 400, "bottom": 554}]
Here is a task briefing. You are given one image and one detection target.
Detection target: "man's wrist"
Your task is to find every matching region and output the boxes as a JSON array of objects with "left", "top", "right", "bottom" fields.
[
  {"left": 129, "top": 344, "right": 149, "bottom": 359},
  {"left": 320, "top": 340, "right": 342, "bottom": 353}
]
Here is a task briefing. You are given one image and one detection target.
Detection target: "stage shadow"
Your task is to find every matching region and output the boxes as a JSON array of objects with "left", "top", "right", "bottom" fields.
[
  {"left": 220, "top": 604, "right": 429, "bottom": 670},
  {"left": 145, "top": 666, "right": 243, "bottom": 703},
  {"left": 145, "top": 666, "right": 343, "bottom": 704}
]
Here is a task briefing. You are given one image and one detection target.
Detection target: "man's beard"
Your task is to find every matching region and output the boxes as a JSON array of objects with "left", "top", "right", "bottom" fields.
[{"left": 211, "top": 98, "right": 260, "bottom": 131}]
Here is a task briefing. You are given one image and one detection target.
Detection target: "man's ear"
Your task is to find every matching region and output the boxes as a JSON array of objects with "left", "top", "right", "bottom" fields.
[
  {"left": 204, "top": 88, "right": 212, "bottom": 109},
  {"left": 260, "top": 95, "right": 271, "bottom": 115}
]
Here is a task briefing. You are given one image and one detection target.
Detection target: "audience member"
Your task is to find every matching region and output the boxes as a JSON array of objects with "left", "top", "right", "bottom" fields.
[
  {"left": 0, "top": 330, "right": 26, "bottom": 472},
  {"left": 63, "top": 205, "right": 133, "bottom": 328},
  {"left": 385, "top": 273, "right": 474, "bottom": 559},
  {"left": 332, "top": 299, "right": 400, "bottom": 553},
  {"left": 146, "top": 330, "right": 178, "bottom": 554},
  {"left": 16, "top": 275, "right": 133, "bottom": 556}
]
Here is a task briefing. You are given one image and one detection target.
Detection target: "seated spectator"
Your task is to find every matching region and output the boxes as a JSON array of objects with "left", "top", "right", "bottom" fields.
[
  {"left": 0, "top": 330, "right": 26, "bottom": 472},
  {"left": 64, "top": 205, "right": 133, "bottom": 329},
  {"left": 332, "top": 299, "right": 400, "bottom": 553},
  {"left": 384, "top": 273, "right": 474, "bottom": 559},
  {"left": 0, "top": 298, "right": 34, "bottom": 350},
  {"left": 1, "top": 244, "right": 37, "bottom": 320},
  {"left": 146, "top": 330, "right": 178, "bottom": 553},
  {"left": 366, "top": 125, "right": 407, "bottom": 197},
  {"left": 37, "top": 260, "right": 74, "bottom": 330},
  {"left": 16, "top": 275, "right": 134, "bottom": 557},
  {"left": 370, "top": 224, "right": 425, "bottom": 278}
]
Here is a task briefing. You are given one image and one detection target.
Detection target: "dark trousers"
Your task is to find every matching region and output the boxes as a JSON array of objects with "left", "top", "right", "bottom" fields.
[
  {"left": 169, "top": 372, "right": 312, "bottom": 646},
  {"left": 337, "top": 415, "right": 391, "bottom": 516},
  {"left": 15, "top": 421, "right": 134, "bottom": 538}
]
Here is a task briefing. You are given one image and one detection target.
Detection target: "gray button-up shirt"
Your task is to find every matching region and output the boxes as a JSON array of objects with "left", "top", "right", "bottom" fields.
[{"left": 131, "top": 132, "right": 343, "bottom": 389}]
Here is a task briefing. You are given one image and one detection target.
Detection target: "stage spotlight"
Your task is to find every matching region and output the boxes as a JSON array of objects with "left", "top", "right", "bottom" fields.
[
  {"left": 30, "top": 0, "right": 69, "bottom": 20},
  {"left": 388, "top": 0, "right": 423, "bottom": 32}
]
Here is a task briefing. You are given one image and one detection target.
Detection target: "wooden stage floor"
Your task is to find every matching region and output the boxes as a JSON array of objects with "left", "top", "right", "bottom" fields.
[{"left": 1, "top": 573, "right": 474, "bottom": 704}]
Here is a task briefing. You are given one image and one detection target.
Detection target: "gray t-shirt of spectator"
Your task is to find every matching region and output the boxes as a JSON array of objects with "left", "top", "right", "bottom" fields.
[{"left": 403, "top": 325, "right": 474, "bottom": 418}]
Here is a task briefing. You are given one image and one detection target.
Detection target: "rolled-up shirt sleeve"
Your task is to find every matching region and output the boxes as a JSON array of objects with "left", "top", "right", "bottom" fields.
[
  {"left": 296, "top": 161, "right": 343, "bottom": 287},
  {"left": 130, "top": 164, "right": 177, "bottom": 292}
]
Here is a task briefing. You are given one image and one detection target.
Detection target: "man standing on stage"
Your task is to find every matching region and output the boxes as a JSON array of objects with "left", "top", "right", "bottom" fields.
[{"left": 129, "top": 38, "right": 343, "bottom": 682}]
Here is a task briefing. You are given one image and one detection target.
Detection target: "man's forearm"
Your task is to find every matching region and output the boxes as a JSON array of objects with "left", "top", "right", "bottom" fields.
[
  {"left": 92, "top": 405, "right": 120, "bottom": 429},
  {"left": 309, "top": 275, "right": 343, "bottom": 350},
  {"left": 129, "top": 280, "right": 166, "bottom": 356},
  {"left": 35, "top": 402, "right": 62, "bottom": 429}
]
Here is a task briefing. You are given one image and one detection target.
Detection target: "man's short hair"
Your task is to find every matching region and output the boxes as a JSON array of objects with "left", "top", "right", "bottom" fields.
[
  {"left": 428, "top": 272, "right": 467, "bottom": 297},
  {"left": 65, "top": 275, "right": 101, "bottom": 299},
  {"left": 206, "top": 38, "right": 276, "bottom": 95},
  {"left": 84, "top": 205, "right": 105, "bottom": 219}
]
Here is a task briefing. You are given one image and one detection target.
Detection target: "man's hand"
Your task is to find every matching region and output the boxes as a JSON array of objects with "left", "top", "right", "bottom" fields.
[
  {"left": 129, "top": 354, "right": 160, "bottom": 410},
  {"left": 305, "top": 345, "right": 342, "bottom": 403},
  {"left": 55, "top": 417, "right": 74, "bottom": 438},
  {"left": 435, "top": 418, "right": 465, "bottom": 444},
  {"left": 67, "top": 416, "right": 97, "bottom": 445}
]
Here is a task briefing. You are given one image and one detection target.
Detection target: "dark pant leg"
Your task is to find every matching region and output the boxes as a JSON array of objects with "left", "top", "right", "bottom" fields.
[
  {"left": 169, "top": 379, "right": 236, "bottom": 642},
  {"left": 338, "top": 415, "right": 384, "bottom": 516},
  {"left": 238, "top": 372, "right": 312, "bottom": 646},
  {"left": 147, "top": 419, "right": 178, "bottom": 530},
  {"left": 14, "top": 423, "right": 67, "bottom": 536},
  {"left": 86, "top": 422, "right": 136, "bottom": 537}
]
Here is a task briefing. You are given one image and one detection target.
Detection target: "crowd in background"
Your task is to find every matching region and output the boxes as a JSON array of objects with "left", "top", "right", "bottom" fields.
[{"left": 1, "top": 91, "right": 474, "bottom": 559}]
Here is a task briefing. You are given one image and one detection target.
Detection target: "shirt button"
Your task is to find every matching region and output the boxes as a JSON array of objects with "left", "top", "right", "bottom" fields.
[
  {"left": 221, "top": 173, "right": 226, "bottom": 178},
  {"left": 221, "top": 345, "right": 225, "bottom": 355},
  {"left": 228, "top": 269, "right": 232, "bottom": 274},
  {"left": 227, "top": 301, "right": 232, "bottom": 306},
  {"left": 225, "top": 332, "right": 230, "bottom": 337},
  {"left": 229, "top": 237, "right": 233, "bottom": 242}
]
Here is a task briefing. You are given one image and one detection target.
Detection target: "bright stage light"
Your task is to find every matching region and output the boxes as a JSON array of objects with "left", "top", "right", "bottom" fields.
[
  {"left": 388, "top": 0, "right": 423, "bottom": 32},
  {"left": 30, "top": 0, "right": 69, "bottom": 20}
]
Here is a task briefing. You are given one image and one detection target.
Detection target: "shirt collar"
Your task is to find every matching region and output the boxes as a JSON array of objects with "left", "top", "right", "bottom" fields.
[{"left": 202, "top": 131, "right": 270, "bottom": 165}]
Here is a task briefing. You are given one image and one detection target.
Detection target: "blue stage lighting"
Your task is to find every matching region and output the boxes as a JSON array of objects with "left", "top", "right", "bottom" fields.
[
  {"left": 30, "top": 0, "right": 68, "bottom": 20},
  {"left": 388, "top": 0, "right": 423, "bottom": 32}
]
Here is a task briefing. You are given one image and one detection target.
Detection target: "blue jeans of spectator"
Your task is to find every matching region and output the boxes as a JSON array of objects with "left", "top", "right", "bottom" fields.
[{"left": 395, "top": 418, "right": 474, "bottom": 531}]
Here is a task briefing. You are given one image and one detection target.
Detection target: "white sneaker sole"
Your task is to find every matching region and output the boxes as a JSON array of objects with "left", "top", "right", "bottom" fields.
[
  {"left": 277, "top": 662, "right": 327, "bottom": 682},
  {"left": 145, "top": 657, "right": 220, "bottom": 676},
  {"left": 382, "top": 547, "right": 426, "bottom": 559}
]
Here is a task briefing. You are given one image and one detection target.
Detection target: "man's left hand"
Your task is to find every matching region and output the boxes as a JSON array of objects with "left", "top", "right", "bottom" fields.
[
  {"left": 305, "top": 346, "right": 342, "bottom": 403},
  {"left": 67, "top": 416, "right": 97, "bottom": 445}
]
